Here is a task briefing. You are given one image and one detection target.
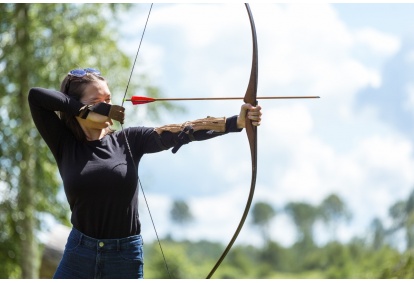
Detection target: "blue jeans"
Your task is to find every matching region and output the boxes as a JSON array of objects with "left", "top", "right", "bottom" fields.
[{"left": 53, "top": 227, "right": 144, "bottom": 279}]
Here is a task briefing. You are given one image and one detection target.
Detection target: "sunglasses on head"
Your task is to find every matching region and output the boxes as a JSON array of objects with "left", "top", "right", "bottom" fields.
[
  {"left": 64, "top": 68, "right": 102, "bottom": 94},
  {"left": 68, "top": 68, "right": 101, "bottom": 77}
]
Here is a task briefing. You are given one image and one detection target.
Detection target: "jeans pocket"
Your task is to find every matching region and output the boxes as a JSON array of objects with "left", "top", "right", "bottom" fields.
[
  {"left": 119, "top": 242, "right": 143, "bottom": 262},
  {"left": 64, "top": 234, "right": 81, "bottom": 252}
]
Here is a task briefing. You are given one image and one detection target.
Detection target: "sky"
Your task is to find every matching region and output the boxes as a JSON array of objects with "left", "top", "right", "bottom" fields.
[{"left": 109, "top": 2, "right": 414, "bottom": 249}]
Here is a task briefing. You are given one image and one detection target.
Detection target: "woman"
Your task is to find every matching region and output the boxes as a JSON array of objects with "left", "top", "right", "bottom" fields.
[{"left": 28, "top": 68, "right": 262, "bottom": 279}]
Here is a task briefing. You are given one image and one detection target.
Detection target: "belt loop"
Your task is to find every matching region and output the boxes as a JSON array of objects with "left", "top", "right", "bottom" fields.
[
  {"left": 117, "top": 240, "right": 120, "bottom": 251},
  {"left": 79, "top": 233, "right": 83, "bottom": 246}
]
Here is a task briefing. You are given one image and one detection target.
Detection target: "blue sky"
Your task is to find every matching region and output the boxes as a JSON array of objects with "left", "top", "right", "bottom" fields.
[
  {"left": 114, "top": 3, "right": 414, "bottom": 248},
  {"left": 335, "top": 4, "right": 414, "bottom": 37}
]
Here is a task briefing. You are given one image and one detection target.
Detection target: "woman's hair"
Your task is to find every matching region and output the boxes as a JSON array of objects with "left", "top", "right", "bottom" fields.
[{"left": 59, "top": 73, "right": 112, "bottom": 142}]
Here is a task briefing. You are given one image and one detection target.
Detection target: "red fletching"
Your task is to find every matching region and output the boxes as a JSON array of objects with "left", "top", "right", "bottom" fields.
[{"left": 129, "top": 96, "right": 156, "bottom": 105}]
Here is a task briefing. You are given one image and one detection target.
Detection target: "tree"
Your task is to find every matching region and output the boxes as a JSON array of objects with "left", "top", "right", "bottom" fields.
[
  {"left": 388, "top": 200, "right": 407, "bottom": 230},
  {"left": 0, "top": 3, "right": 171, "bottom": 278},
  {"left": 370, "top": 218, "right": 386, "bottom": 250},
  {"left": 170, "top": 199, "right": 193, "bottom": 239},
  {"left": 388, "top": 189, "right": 414, "bottom": 251},
  {"left": 285, "top": 202, "right": 319, "bottom": 250},
  {"left": 251, "top": 201, "right": 276, "bottom": 243},
  {"left": 405, "top": 190, "right": 414, "bottom": 249},
  {"left": 170, "top": 199, "right": 193, "bottom": 226},
  {"left": 319, "top": 193, "right": 351, "bottom": 241}
]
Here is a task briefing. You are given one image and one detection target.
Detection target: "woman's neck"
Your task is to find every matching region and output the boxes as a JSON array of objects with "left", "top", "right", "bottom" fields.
[
  {"left": 76, "top": 117, "right": 111, "bottom": 141},
  {"left": 83, "top": 127, "right": 109, "bottom": 141}
]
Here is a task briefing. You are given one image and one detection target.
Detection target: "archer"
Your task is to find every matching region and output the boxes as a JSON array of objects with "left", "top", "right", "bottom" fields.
[{"left": 28, "top": 68, "right": 262, "bottom": 279}]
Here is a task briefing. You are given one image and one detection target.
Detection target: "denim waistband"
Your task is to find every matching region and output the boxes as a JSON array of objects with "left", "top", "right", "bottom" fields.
[{"left": 69, "top": 227, "right": 142, "bottom": 251}]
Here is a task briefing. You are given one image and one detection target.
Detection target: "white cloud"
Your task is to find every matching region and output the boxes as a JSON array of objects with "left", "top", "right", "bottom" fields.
[{"left": 354, "top": 27, "right": 401, "bottom": 56}]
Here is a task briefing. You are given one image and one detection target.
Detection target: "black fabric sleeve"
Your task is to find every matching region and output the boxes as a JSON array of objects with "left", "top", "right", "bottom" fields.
[
  {"left": 28, "top": 87, "right": 85, "bottom": 158},
  {"left": 225, "top": 115, "right": 243, "bottom": 133}
]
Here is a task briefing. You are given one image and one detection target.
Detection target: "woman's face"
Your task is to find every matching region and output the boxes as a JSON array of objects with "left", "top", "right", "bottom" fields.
[
  {"left": 76, "top": 80, "right": 114, "bottom": 128},
  {"left": 80, "top": 80, "right": 112, "bottom": 106}
]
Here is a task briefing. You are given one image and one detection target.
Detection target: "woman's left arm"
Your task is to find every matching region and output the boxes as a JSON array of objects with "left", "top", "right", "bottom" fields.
[{"left": 144, "top": 103, "right": 262, "bottom": 154}]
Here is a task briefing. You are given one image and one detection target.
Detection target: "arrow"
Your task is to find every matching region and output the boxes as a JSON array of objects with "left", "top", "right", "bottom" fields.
[{"left": 125, "top": 95, "right": 320, "bottom": 105}]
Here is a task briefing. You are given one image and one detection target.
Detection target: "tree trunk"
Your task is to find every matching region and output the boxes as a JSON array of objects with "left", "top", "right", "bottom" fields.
[{"left": 15, "top": 4, "right": 39, "bottom": 278}]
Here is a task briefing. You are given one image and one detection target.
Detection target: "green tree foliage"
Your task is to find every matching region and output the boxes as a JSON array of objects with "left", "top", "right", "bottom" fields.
[
  {"left": 0, "top": 3, "right": 169, "bottom": 278},
  {"left": 141, "top": 236, "right": 408, "bottom": 279},
  {"left": 389, "top": 200, "right": 407, "bottom": 229},
  {"left": 319, "top": 193, "right": 351, "bottom": 241},
  {"left": 388, "top": 188, "right": 414, "bottom": 250},
  {"left": 381, "top": 251, "right": 414, "bottom": 278},
  {"left": 169, "top": 199, "right": 194, "bottom": 240},
  {"left": 285, "top": 202, "right": 319, "bottom": 250},
  {"left": 170, "top": 199, "right": 193, "bottom": 226},
  {"left": 370, "top": 218, "right": 386, "bottom": 250},
  {"left": 143, "top": 239, "right": 222, "bottom": 279},
  {"left": 251, "top": 201, "right": 276, "bottom": 243},
  {"left": 406, "top": 190, "right": 414, "bottom": 249},
  {"left": 258, "top": 241, "right": 292, "bottom": 275}
]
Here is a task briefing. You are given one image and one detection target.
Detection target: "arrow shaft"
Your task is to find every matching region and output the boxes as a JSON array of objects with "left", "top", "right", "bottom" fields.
[{"left": 126, "top": 96, "right": 320, "bottom": 102}]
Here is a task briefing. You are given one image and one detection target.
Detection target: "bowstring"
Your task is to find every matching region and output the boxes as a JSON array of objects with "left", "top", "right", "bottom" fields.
[
  {"left": 122, "top": 3, "right": 153, "bottom": 103},
  {"left": 120, "top": 3, "right": 172, "bottom": 278}
]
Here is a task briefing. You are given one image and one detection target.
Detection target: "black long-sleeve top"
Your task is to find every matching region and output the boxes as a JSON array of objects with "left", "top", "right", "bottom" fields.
[{"left": 28, "top": 87, "right": 241, "bottom": 239}]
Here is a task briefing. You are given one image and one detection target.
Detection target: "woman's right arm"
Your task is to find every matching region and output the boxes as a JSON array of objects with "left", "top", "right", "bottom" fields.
[{"left": 28, "top": 87, "right": 85, "bottom": 155}]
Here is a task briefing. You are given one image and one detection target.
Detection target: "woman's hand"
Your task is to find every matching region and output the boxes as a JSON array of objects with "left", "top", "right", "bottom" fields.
[
  {"left": 87, "top": 111, "right": 113, "bottom": 125},
  {"left": 237, "top": 103, "right": 262, "bottom": 128},
  {"left": 78, "top": 102, "right": 125, "bottom": 124}
]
